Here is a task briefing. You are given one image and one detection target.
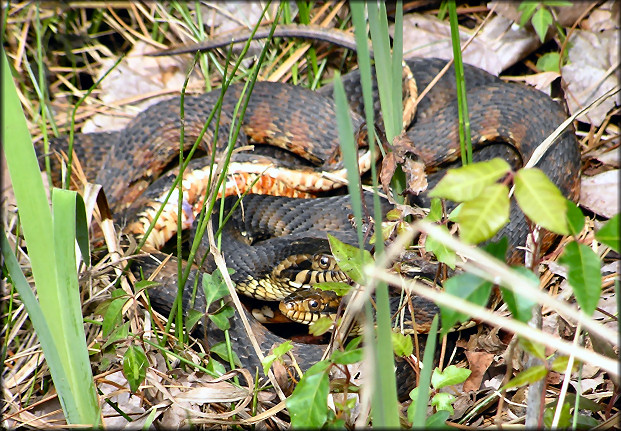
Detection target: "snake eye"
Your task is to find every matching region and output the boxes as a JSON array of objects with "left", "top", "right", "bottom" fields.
[
  {"left": 307, "top": 299, "right": 320, "bottom": 311},
  {"left": 317, "top": 254, "right": 332, "bottom": 269}
]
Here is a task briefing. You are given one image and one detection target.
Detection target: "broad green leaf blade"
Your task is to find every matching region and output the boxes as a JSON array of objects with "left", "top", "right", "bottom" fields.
[
  {"left": 531, "top": 7, "right": 553, "bottom": 42},
  {"left": 331, "top": 347, "right": 364, "bottom": 365},
  {"left": 52, "top": 189, "right": 100, "bottom": 421},
  {"left": 327, "top": 234, "right": 373, "bottom": 284},
  {"left": 431, "top": 392, "right": 456, "bottom": 414},
  {"left": 517, "top": 2, "right": 538, "bottom": 27},
  {"left": 500, "top": 267, "right": 538, "bottom": 323},
  {"left": 425, "top": 224, "right": 456, "bottom": 269},
  {"left": 1, "top": 231, "right": 77, "bottom": 422},
  {"left": 595, "top": 214, "right": 619, "bottom": 252},
  {"left": 431, "top": 365, "right": 472, "bottom": 389},
  {"left": 457, "top": 183, "right": 510, "bottom": 244},
  {"left": 503, "top": 365, "right": 548, "bottom": 390},
  {"left": 566, "top": 200, "right": 585, "bottom": 236},
  {"left": 429, "top": 158, "right": 511, "bottom": 202},
  {"left": 391, "top": 332, "right": 413, "bottom": 357},
  {"left": 514, "top": 168, "right": 569, "bottom": 235},
  {"left": 74, "top": 193, "right": 90, "bottom": 266},
  {"left": 2, "top": 49, "right": 100, "bottom": 425},
  {"left": 441, "top": 273, "right": 492, "bottom": 336},
  {"left": 208, "top": 305, "right": 234, "bottom": 331},
  {"left": 123, "top": 345, "right": 149, "bottom": 393},
  {"left": 558, "top": 241, "right": 602, "bottom": 315},
  {"left": 202, "top": 268, "right": 232, "bottom": 309},
  {"left": 286, "top": 361, "right": 331, "bottom": 429}
]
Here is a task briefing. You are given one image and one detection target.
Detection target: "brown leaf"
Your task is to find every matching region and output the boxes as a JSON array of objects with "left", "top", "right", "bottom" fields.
[
  {"left": 463, "top": 351, "right": 495, "bottom": 392},
  {"left": 402, "top": 157, "right": 428, "bottom": 196},
  {"left": 380, "top": 151, "right": 400, "bottom": 195}
]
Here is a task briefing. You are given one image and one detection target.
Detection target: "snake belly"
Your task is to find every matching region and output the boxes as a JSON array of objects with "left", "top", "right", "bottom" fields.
[{"left": 43, "top": 57, "right": 581, "bottom": 399}]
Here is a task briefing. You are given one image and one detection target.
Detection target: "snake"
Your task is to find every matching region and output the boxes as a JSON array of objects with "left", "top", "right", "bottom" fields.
[{"left": 43, "top": 57, "right": 581, "bottom": 399}]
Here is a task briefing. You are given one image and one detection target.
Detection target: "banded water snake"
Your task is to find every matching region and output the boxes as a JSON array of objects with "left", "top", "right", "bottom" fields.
[{"left": 43, "top": 57, "right": 581, "bottom": 399}]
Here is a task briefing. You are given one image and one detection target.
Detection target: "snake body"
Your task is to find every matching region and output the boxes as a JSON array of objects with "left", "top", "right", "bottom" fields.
[{"left": 44, "top": 57, "right": 581, "bottom": 398}]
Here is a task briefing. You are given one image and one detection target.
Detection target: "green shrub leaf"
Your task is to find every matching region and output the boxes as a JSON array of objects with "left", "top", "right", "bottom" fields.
[
  {"left": 595, "top": 214, "right": 620, "bottom": 252},
  {"left": 327, "top": 234, "right": 373, "bottom": 284},
  {"left": 286, "top": 361, "right": 331, "bottom": 429},
  {"left": 441, "top": 273, "right": 492, "bottom": 336},
  {"left": 391, "top": 332, "right": 413, "bottom": 357},
  {"left": 123, "top": 345, "right": 148, "bottom": 393},
  {"left": 532, "top": 7, "right": 553, "bottom": 42},
  {"left": 457, "top": 183, "right": 510, "bottom": 244},
  {"left": 429, "top": 158, "right": 511, "bottom": 202},
  {"left": 431, "top": 365, "right": 472, "bottom": 389},
  {"left": 517, "top": 2, "right": 538, "bottom": 27},
  {"left": 503, "top": 365, "right": 548, "bottom": 390},
  {"left": 500, "top": 267, "right": 538, "bottom": 323},
  {"left": 536, "top": 52, "right": 561, "bottom": 73},
  {"left": 566, "top": 200, "right": 585, "bottom": 235},
  {"left": 425, "top": 224, "right": 456, "bottom": 268},
  {"left": 431, "top": 392, "right": 456, "bottom": 414},
  {"left": 514, "top": 168, "right": 569, "bottom": 235},
  {"left": 558, "top": 241, "right": 602, "bottom": 315}
]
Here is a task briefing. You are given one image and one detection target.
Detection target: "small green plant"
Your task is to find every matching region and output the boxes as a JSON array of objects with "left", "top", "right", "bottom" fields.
[{"left": 517, "top": 1, "right": 572, "bottom": 43}]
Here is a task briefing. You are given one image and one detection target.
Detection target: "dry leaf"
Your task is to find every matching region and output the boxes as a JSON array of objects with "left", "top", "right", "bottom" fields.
[
  {"left": 579, "top": 169, "right": 619, "bottom": 218},
  {"left": 463, "top": 351, "right": 495, "bottom": 392},
  {"left": 561, "top": 29, "right": 620, "bottom": 127},
  {"left": 82, "top": 41, "right": 202, "bottom": 134}
]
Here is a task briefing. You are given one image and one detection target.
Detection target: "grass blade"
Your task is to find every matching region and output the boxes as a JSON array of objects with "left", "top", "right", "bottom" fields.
[{"left": 2, "top": 47, "right": 100, "bottom": 425}]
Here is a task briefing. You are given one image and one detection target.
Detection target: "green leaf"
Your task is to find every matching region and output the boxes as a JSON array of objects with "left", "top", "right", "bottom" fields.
[
  {"left": 123, "top": 345, "right": 148, "bottom": 393},
  {"left": 185, "top": 309, "right": 204, "bottom": 332},
  {"left": 210, "top": 342, "right": 241, "bottom": 367},
  {"left": 514, "top": 168, "right": 569, "bottom": 235},
  {"left": 536, "top": 52, "right": 561, "bottom": 73},
  {"left": 391, "top": 332, "right": 413, "bottom": 357},
  {"left": 102, "top": 297, "right": 127, "bottom": 338},
  {"left": 483, "top": 237, "right": 509, "bottom": 260},
  {"left": 503, "top": 365, "right": 548, "bottom": 390},
  {"left": 431, "top": 365, "right": 472, "bottom": 389},
  {"left": 519, "top": 337, "right": 547, "bottom": 359},
  {"left": 566, "top": 200, "right": 585, "bottom": 235},
  {"left": 313, "top": 281, "right": 352, "bottom": 296},
  {"left": 532, "top": 7, "right": 553, "bottom": 42},
  {"left": 517, "top": 2, "right": 539, "bottom": 27},
  {"left": 101, "top": 321, "right": 130, "bottom": 351},
  {"left": 427, "top": 198, "right": 444, "bottom": 222},
  {"left": 425, "top": 410, "right": 450, "bottom": 428},
  {"left": 544, "top": 401, "right": 571, "bottom": 428},
  {"left": 429, "top": 158, "right": 511, "bottom": 202},
  {"left": 595, "top": 214, "right": 620, "bottom": 252},
  {"left": 500, "top": 267, "right": 538, "bottom": 323},
  {"left": 331, "top": 347, "right": 364, "bottom": 365},
  {"left": 208, "top": 305, "right": 235, "bottom": 331},
  {"left": 441, "top": 273, "right": 492, "bottom": 336},
  {"left": 286, "top": 361, "right": 332, "bottom": 429},
  {"left": 262, "top": 341, "right": 293, "bottom": 374},
  {"left": 327, "top": 234, "right": 373, "bottom": 284},
  {"left": 558, "top": 241, "right": 602, "bottom": 315},
  {"left": 309, "top": 317, "right": 335, "bottom": 336},
  {"left": 426, "top": 224, "right": 456, "bottom": 269},
  {"left": 549, "top": 355, "right": 577, "bottom": 373},
  {"left": 457, "top": 183, "right": 510, "bottom": 244},
  {"left": 202, "top": 268, "right": 232, "bottom": 309},
  {"left": 431, "top": 392, "right": 456, "bottom": 414}
]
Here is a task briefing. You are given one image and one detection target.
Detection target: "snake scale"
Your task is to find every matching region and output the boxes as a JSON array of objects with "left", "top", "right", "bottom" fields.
[{"left": 44, "top": 57, "right": 581, "bottom": 399}]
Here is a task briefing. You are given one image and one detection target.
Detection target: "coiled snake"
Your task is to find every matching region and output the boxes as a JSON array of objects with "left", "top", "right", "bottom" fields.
[{"left": 45, "top": 57, "right": 581, "bottom": 398}]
